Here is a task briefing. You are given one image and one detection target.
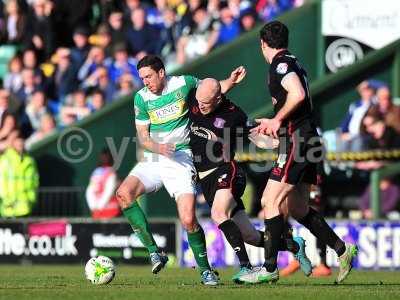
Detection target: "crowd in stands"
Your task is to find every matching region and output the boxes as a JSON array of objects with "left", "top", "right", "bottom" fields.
[
  {"left": 322, "top": 79, "right": 400, "bottom": 219},
  {"left": 0, "top": 0, "right": 303, "bottom": 153},
  {"left": 0, "top": 0, "right": 302, "bottom": 218}
]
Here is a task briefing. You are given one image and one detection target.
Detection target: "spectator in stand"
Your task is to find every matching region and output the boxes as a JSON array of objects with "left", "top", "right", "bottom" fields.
[
  {"left": 14, "top": 68, "right": 41, "bottom": 104},
  {"left": 207, "top": 0, "right": 221, "bottom": 19},
  {"left": 78, "top": 46, "right": 107, "bottom": 82},
  {"left": 0, "top": 0, "right": 27, "bottom": 44},
  {"left": 25, "top": 90, "right": 50, "bottom": 131},
  {"left": 176, "top": 6, "right": 220, "bottom": 65},
  {"left": 81, "top": 66, "right": 116, "bottom": 103},
  {"left": 0, "top": 134, "right": 39, "bottom": 218},
  {"left": 106, "top": 43, "right": 141, "bottom": 86},
  {"left": 216, "top": 4, "right": 240, "bottom": 46},
  {"left": 3, "top": 56, "right": 23, "bottom": 94},
  {"left": 89, "top": 90, "right": 106, "bottom": 112},
  {"left": 0, "top": 113, "right": 19, "bottom": 153},
  {"left": 125, "top": 7, "right": 160, "bottom": 59},
  {"left": 70, "top": 26, "right": 91, "bottom": 70},
  {"left": 366, "top": 86, "right": 400, "bottom": 134},
  {"left": 86, "top": 149, "right": 120, "bottom": 219},
  {"left": 114, "top": 73, "right": 136, "bottom": 99},
  {"left": 25, "top": 0, "right": 55, "bottom": 60},
  {"left": 107, "top": 11, "right": 126, "bottom": 47},
  {"left": 22, "top": 49, "right": 44, "bottom": 82},
  {"left": 339, "top": 80, "right": 376, "bottom": 151},
  {"left": 25, "top": 113, "right": 56, "bottom": 149},
  {"left": 356, "top": 111, "right": 400, "bottom": 219},
  {"left": 159, "top": 8, "right": 185, "bottom": 70},
  {"left": 122, "top": 0, "right": 143, "bottom": 22},
  {"left": 95, "top": 24, "right": 113, "bottom": 57},
  {"left": 228, "top": 0, "right": 252, "bottom": 19},
  {"left": 51, "top": 48, "right": 78, "bottom": 102},
  {"left": 363, "top": 113, "right": 400, "bottom": 150},
  {"left": 258, "top": 0, "right": 282, "bottom": 21},
  {"left": 59, "top": 89, "right": 91, "bottom": 126},
  {"left": 146, "top": 0, "right": 168, "bottom": 30},
  {"left": 179, "top": 0, "right": 203, "bottom": 30},
  {"left": 240, "top": 10, "right": 258, "bottom": 32}
]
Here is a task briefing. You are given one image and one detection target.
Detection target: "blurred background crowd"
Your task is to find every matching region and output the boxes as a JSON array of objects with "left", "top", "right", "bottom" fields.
[
  {"left": 0, "top": 0, "right": 303, "bottom": 151},
  {"left": 0, "top": 0, "right": 399, "bottom": 221}
]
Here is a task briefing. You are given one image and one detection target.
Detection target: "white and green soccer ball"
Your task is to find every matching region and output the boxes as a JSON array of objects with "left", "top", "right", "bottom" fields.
[{"left": 85, "top": 256, "right": 116, "bottom": 285}]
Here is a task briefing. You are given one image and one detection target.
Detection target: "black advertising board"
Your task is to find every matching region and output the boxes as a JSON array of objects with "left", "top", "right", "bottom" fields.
[{"left": 0, "top": 219, "right": 177, "bottom": 264}]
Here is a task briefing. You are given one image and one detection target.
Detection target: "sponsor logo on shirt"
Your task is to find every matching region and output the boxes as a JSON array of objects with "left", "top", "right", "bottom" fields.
[
  {"left": 190, "top": 124, "right": 218, "bottom": 141},
  {"left": 148, "top": 99, "right": 186, "bottom": 124}
]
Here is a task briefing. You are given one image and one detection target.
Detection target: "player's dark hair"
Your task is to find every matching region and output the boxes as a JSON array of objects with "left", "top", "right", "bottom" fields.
[
  {"left": 259, "top": 21, "right": 289, "bottom": 49},
  {"left": 137, "top": 55, "right": 165, "bottom": 72}
]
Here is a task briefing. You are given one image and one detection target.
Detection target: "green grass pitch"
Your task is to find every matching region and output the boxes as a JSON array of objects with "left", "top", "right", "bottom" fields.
[{"left": 1, "top": 265, "right": 399, "bottom": 300}]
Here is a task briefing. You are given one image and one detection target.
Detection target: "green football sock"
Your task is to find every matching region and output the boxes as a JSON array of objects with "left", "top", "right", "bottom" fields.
[
  {"left": 187, "top": 226, "right": 211, "bottom": 273},
  {"left": 123, "top": 201, "right": 158, "bottom": 254}
]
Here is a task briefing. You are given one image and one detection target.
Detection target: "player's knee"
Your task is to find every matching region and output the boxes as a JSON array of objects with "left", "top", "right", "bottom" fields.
[
  {"left": 180, "top": 214, "right": 196, "bottom": 231},
  {"left": 211, "top": 207, "right": 229, "bottom": 225},
  {"left": 116, "top": 187, "right": 134, "bottom": 210}
]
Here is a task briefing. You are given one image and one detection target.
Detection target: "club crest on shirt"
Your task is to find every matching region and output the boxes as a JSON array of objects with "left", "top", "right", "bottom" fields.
[
  {"left": 217, "top": 173, "right": 229, "bottom": 187},
  {"left": 175, "top": 91, "right": 183, "bottom": 100},
  {"left": 214, "top": 117, "right": 226, "bottom": 128},
  {"left": 276, "top": 63, "right": 288, "bottom": 74}
]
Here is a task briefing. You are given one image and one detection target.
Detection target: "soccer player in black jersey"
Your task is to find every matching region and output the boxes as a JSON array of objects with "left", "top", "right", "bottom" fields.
[
  {"left": 188, "top": 78, "right": 312, "bottom": 283},
  {"left": 238, "top": 21, "right": 358, "bottom": 284}
]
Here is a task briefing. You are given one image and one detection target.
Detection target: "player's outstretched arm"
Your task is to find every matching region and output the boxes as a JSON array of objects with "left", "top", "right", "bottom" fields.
[
  {"left": 220, "top": 66, "right": 247, "bottom": 94},
  {"left": 136, "top": 124, "right": 175, "bottom": 157}
]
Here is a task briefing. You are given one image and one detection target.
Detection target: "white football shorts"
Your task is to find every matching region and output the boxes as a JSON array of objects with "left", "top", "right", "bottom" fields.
[{"left": 128, "top": 149, "right": 196, "bottom": 199}]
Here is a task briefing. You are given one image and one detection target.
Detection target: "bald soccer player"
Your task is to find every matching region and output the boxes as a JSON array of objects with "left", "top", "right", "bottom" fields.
[{"left": 187, "top": 78, "right": 312, "bottom": 283}]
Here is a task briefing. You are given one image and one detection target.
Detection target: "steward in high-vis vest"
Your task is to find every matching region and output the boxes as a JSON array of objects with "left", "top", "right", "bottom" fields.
[{"left": 0, "top": 135, "right": 39, "bottom": 217}]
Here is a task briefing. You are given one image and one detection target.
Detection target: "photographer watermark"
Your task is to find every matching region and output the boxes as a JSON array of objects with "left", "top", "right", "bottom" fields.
[
  {"left": 57, "top": 127, "right": 93, "bottom": 163},
  {"left": 56, "top": 126, "right": 328, "bottom": 175}
]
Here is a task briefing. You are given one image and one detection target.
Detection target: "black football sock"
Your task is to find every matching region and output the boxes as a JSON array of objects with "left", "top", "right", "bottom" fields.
[
  {"left": 317, "top": 238, "right": 327, "bottom": 266},
  {"left": 257, "top": 230, "right": 265, "bottom": 247},
  {"left": 219, "top": 219, "right": 251, "bottom": 268},
  {"left": 263, "top": 214, "right": 285, "bottom": 272},
  {"left": 258, "top": 230, "right": 288, "bottom": 252},
  {"left": 282, "top": 222, "right": 299, "bottom": 254},
  {"left": 297, "top": 208, "right": 345, "bottom": 257}
]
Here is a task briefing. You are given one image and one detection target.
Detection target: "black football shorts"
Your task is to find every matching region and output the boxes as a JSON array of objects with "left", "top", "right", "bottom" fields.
[
  {"left": 199, "top": 161, "right": 246, "bottom": 215},
  {"left": 269, "top": 121, "right": 323, "bottom": 185}
]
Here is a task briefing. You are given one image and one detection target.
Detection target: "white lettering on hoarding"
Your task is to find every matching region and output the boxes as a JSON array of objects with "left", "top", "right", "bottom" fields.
[{"left": 0, "top": 225, "right": 77, "bottom": 257}]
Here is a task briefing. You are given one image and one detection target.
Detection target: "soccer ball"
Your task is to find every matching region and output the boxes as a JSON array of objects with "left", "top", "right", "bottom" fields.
[{"left": 85, "top": 256, "right": 116, "bottom": 285}]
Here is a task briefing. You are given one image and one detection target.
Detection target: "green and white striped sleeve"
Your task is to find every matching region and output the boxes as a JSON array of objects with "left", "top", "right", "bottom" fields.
[{"left": 134, "top": 93, "right": 150, "bottom": 125}]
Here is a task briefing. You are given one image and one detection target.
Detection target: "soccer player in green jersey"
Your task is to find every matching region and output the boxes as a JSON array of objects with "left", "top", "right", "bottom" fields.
[{"left": 116, "top": 55, "right": 246, "bottom": 285}]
